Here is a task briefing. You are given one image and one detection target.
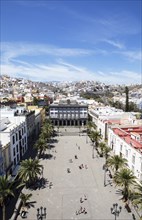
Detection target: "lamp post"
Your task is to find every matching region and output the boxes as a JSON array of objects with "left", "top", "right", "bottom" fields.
[
  {"left": 86, "top": 133, "right": 88, "bottom": 143},
  {"left": 111, "top": 203, "right": 122, "bottom": 220},
  {"left": 57, "top": 126, "right": 59, "bottom": 136},
  {"left": 37, "top": 206, "right": 46, "bottom": 219},
  {"left": 103, "top": 165, "right": 107, "bottom": 187},
  {"left": 92, "top": 141, "right": 95, "bottom": 158}
]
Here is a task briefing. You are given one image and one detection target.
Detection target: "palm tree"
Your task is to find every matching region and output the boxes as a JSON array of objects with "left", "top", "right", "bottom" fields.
[
  {"left": 106, "top": 155, "right": 128, "bottom": 173},
  {"left": 20, "top": 192, "right": 32, "bottom": 209},
  {"left": 42, "top": 120, "right": 53, "bottom": 141},
  {"left": 0, "top": 176, "right": 15, "bottom": 220},
  {"left": 87, "top": 121, "right": 96, "bottom": 134},
  {"left": 18, "top": 158, "right": 43, "bottom": 187},
  {"left": 103, "top": 146, "right": 111, "bottom": 161},
  {"left": 90, "top": 131, "right": 101, "bottom": 149},
  {"left": 131, "top": 181, "right": 142, "bottom": 212},
  {"left": 113, "top": 168, "right": 136, "bottom": 202},
  {"left": 34, "top": 137, "right": 49, "bottom": 158},
  {"left": 99, "top": 142, "right": 106, "bottom": 157}
]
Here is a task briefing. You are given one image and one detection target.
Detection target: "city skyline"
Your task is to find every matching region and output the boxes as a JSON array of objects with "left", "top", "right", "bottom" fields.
[{"left": 1, "top": 0, "right": 142, "bottom": 84}]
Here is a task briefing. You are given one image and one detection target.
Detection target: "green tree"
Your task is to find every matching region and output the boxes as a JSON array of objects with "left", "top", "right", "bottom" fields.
[
  {"left": 34, "top": 137, "right": 49, "bottom": 158},
  {"left": 99, "top": 142, "right": 106, "bottom": 157},
  {"left": 99, "top": 142, "right": 111, "bottom": 159},
  {"left": 18, "top": 158, "right": 43, "bottom": 187},
  {"left": 106, "top": 155, "right": 128, "bottom": 173},
  {"left": 103, "top": 146, "right": 111, "bottom": 161},
  {"left": 131, "top": 181, "right": 142, "bottom": 212},
  {"left": 87, "top": 121, "right": 96, "bottom": 134},
  {"left": 125, "top": 86, "right": 129, "bottom": 112},
  {"left": 20, "top": 193, "right": 32, "bottom": 209},
  {"left": 90, "top": 131, "right": 101, "bottom": 149},
  {"left": 113, "top": 168, "right": 136, "bottom": 202},
  {"left": 33, "top": 97, "right": 38, "bottom": 106},
  {"left": 0, "top": 176, "right": 15, "bottom": 220}
]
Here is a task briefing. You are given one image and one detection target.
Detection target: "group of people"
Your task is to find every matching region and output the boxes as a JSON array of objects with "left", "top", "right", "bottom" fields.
[
  {"left": 48, "top": 181, "right": 53, "bottom": 189},
  {"left": 79, "top": 164, "right": 88, "bottom": 170},
  {"left": 75, "top": 195, "right": 88, "bottom": 215}
]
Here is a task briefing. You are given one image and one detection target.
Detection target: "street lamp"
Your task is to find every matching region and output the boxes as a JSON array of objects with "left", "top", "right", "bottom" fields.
[
  {"left": 37, "top": 206, "right": 46, "bottom": 219},
  {"left": 111, "top": 203, "right": 122, "bottom": 220},
  {"left": 92, "top": 141, "right": 95, "bottom": 158},
  {"left": 103, "top": 165, "right": 107, "bottom": 187},
  {"left": 86, "top": 133, "right": 88, "bottom": 143}
]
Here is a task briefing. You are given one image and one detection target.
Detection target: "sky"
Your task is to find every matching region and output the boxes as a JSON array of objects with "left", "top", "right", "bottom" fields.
[{"left": 1, "top": 0, "right": 142, "bottom": 84}]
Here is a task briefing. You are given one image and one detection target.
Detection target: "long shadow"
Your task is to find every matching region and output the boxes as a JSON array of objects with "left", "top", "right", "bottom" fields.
[
  {"left": 49, "top": 144, "right": 55, "bottom": 148},
  {"left": 0, "top": 179, "right": 24, "bottom": 220},
  {"left": 28, "top": 178, "right": 49, "bottom": 191},
  {"left": 40, "top": 153, "right": 53, "bottom": 160},
  {"left": 49, "top": 138, "right": 58, "bottom": 143}
]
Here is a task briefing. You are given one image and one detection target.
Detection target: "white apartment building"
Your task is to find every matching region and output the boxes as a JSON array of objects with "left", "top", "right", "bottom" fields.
[
  {"left": 89, "top": 106, "right": 136, "bottom": 140},
  {"left": 0, "top": 117, "right": 27, "bottom": 174},
  {"left": 108, "top": 126, "right": 142, "bottom": 182}
]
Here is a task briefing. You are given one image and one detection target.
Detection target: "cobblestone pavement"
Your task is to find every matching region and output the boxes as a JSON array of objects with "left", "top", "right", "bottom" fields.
[{"left": 17, "top": 127, "right": 139, "bottom": 220}]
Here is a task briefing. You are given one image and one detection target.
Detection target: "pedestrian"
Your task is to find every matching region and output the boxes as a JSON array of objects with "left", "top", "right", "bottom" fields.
[
  {"left": 78, "top": 206, "right": 83, "bottom": 214},
  {"left": 84, "top": 195, "right": 87, "bottom": 200},
  {"left": 78, "top": 146, "right": 80, "bottom": 150},
  {"left": 82, "top": 208, "right": 87, "bottom": 214},
  {"left": 80, "top": 198, "right": 83, "bottom": 203},
  {"left": 76, "top": 211, "right": 78, "bottom": 215}
]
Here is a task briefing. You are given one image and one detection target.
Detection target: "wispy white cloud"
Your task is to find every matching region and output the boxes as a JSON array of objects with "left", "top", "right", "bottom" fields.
[
  {"left": 103, "top": 39, "right": 125, "bottom": 49},
  {"left": 1, "top": 42, "right": 94, "bottom": 63},
  {"left": 117, "top": 51, "right": 142, "bottom": 61},
  {"left": 1, "top": 42, "right": 141, "bottom": 84},
  {"left": 1, "top": 58, "right": 141, "bottom": 85}
]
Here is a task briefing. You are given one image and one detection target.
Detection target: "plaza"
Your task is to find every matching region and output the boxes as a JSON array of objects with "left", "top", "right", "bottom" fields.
[{"left": 17, "top": 127, "right": 138, "bottom": 220}]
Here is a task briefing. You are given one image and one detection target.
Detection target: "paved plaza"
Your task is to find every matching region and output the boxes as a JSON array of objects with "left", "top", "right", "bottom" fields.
[{"left": 17, "top": 127, "right": 139, "bottom": 220}]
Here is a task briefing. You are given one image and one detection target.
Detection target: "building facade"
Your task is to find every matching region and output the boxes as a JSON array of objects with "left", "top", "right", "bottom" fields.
[
  {"left": 108, "top": 126, "right": 142, "bottom": 181},
  {"left": 49, "top": 99, "right": 88, "bottom": 126}
]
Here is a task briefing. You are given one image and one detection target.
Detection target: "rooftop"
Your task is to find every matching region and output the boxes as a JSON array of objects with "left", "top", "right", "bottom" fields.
[{"left": 113, "top": 126, "right": 142, "bottom": 151}]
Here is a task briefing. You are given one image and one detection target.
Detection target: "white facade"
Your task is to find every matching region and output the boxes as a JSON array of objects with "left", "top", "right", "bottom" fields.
[
  {"left": 108, "top": 127, "right": 142, "bottom": 182},
  {"left": 10, "top": 121, "right": 27, "bottom": 170},
  {"left": 89, "top": 106, "right": 137, "bottom": 141},
  {"left": 0, "top": 116, "right": 28, "bottom": 173}
]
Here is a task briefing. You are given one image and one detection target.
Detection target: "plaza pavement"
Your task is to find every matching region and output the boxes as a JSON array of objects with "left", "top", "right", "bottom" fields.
[{"left": 17, "top": 127, "right": 139, "bottom": 220}]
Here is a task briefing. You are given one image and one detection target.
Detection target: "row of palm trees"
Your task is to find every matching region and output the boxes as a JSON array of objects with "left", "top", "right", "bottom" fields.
[
  {"left": 0, "top": 119, "right": 54, "bottom": 220},
  {"left": 87, "top": 121, "right": 142, "bottom": 219},
  {"left": 34, "top": 119, "right": 54, "bottom": 158}
]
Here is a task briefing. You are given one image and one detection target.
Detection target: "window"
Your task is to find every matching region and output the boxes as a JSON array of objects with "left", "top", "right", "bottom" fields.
[
  {"left": 17, "top": 155, "right": 19, "bottom": 162},
  {"left": 132, "top": 155, "right": 135, "bottom": 164},
  {"left": 16, "top": 145, "right": 19, "bottom": 153},
  {"left": 13, "top": 148, "right": 16, "bottom": 156},
  {"left": 120, "top": 145, "right": 123, "bottom": 152},
  {"left": 14, "top": 158, "right": 16, "bottom": 166},
  {"left": 132, "top": 165, "right": 135, "bottom": 172},
  {"left": 125, "top": 149, "right": 128, "bottom": 157},
  {"left": 16, "top": 133, "right": 18, "bottom": 141},
  {"left": 12, "top": 135, "right": 15, "bottom": 144}
]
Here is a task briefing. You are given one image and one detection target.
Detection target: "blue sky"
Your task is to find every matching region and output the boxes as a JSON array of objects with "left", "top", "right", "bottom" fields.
[{"left": 1, "top": 0, "right": 142, "bottom": 84}]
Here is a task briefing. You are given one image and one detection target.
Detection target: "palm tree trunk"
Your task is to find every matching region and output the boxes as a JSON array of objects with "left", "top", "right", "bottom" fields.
[{"left": 3, "top": 204, "right": 6, "bottom": 220}]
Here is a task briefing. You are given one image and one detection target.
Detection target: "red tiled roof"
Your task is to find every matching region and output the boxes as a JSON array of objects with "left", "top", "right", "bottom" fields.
[{"left": 113, "top": 128, "right": 142, "bottom": 150}]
